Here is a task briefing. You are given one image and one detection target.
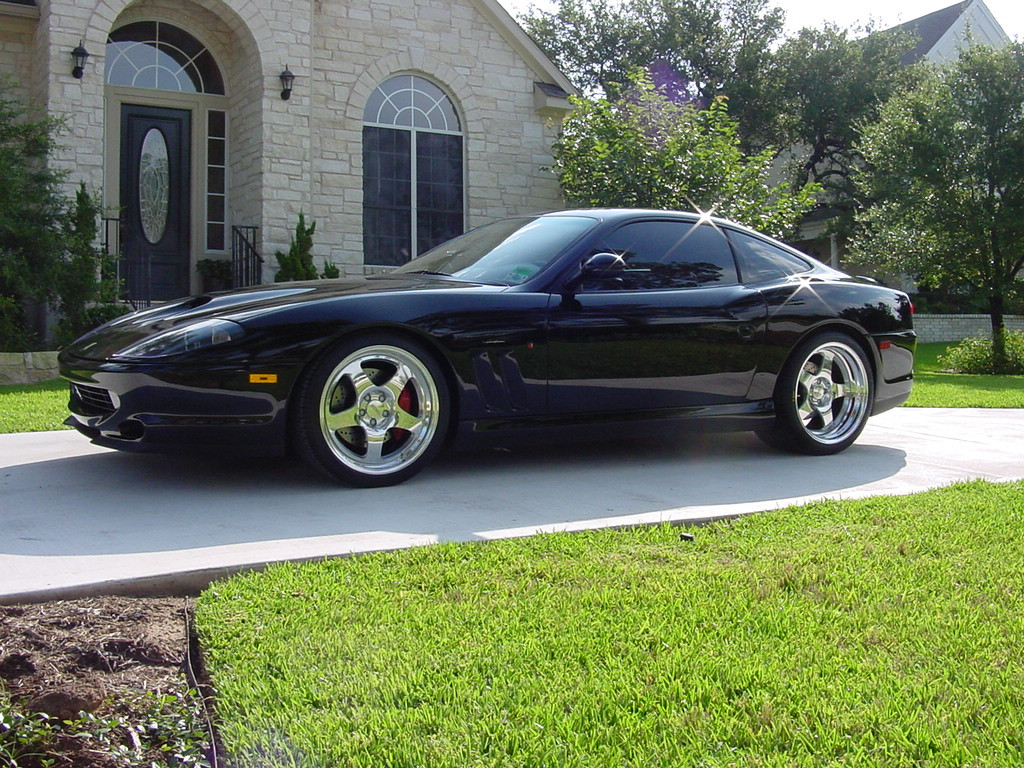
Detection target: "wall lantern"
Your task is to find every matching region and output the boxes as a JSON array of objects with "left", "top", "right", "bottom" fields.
[
  {"left": 71, "top": 41, "right": 90, "bottom": 79},
  {"left": 279, "top": 67, "right": 295, "bottom": 101}
]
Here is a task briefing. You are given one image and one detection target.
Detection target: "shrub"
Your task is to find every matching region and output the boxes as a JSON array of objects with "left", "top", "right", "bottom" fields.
[
  {"left": 939, "top": 330, "right": 1024, "bottom": 375},
  {"left": 274, "top": 213, "right": 318, "bottom": 282}
]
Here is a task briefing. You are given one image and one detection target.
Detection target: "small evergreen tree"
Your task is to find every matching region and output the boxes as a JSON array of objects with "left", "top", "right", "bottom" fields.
[
  {"left": 274, "top": 213, "right": 318, "bottom": 282},
  {"left": 0, "top": 82, "right": 70, "bottom": 349},
  {"left": 52, "top": 184, "right": 125, "bottom": 345}
]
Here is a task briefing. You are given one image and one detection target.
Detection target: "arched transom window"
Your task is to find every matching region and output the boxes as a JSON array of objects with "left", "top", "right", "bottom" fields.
[
  {"left": 363, "top": 75, "right": 464, "bottom": 266},
  {"left": 105, "top": 21, "right": 225, "bottom": 94}
]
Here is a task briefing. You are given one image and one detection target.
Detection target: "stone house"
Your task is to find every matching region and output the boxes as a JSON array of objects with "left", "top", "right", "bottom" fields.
[{"left": 0, "top": 0, "right": 573, "bottom": 305}]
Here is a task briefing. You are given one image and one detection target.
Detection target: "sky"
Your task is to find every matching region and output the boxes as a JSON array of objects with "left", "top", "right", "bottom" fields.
[{"left": 497, "top": 0, "right": 1024, "bottom": 41}]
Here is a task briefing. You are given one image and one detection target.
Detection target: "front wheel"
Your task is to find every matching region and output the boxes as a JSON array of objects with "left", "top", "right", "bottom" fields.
[
  {"left": 758, "top": 332, "right": 873, "bottom": 455},
  {"left": 292, "top": 334, "right": 450, "bottom": 486}
]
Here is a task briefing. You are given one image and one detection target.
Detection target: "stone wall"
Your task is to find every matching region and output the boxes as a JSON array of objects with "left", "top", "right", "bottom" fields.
[
  {"left": 25, "top": 0, "right": 569, "bottom": 285},
  {"left": 914, "top": 314, "right": 1024, "bottom": 344},
  {"left": 0, "top": 7, "right": 37, "bottom": 99},
  {"left": 0, "top": 352, "right": 60, "bottom": 385}
]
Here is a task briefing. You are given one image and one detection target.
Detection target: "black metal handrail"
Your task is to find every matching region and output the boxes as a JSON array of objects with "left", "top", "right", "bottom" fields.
[
  {"left": 232, "top": 225, "right": 262, "bottom": 288},
  {"left": 104, "top": 216, "right": 151, "bottom": 310}
]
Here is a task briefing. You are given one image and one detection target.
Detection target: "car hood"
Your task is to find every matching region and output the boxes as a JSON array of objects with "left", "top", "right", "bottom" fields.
[{"left": 62, "top": 275, "right": 495, "bottom": 361}]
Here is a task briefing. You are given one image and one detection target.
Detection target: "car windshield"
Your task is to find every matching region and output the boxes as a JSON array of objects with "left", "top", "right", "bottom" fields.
[{"left": 394, "top": 216, "right": 596, "bottom": 285}]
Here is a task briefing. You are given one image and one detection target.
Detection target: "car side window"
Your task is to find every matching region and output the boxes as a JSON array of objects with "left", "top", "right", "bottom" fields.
[
  {"left": 586, "top": 220, "right": 739, "bottom": 290},
  {"left": 728, "top": 230, "right": 812, "bottom": 284}
]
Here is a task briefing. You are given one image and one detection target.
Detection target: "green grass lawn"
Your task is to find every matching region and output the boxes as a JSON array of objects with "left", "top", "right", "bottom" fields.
[
  {"left": 196, "top": 479, "right": 1024, "bottom": 768},
  {"left": 0, "top": 379, "right": 69, "bottom": 434},
  {"left": 904, "top": 342, "right": 1024, "bottom": 408}
]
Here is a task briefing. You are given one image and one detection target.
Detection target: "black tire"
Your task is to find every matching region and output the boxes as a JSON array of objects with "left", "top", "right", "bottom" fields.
[
  {"left": 757, "top": 332, "right": 873, "bottom": 456},
  {"left": 292, "top": 333, "right": 450, "bottom": 487}
]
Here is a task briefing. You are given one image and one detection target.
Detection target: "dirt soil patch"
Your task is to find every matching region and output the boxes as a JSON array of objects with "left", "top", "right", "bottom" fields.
[{"left": 0, "top": 596, "right": 210, "bottom": 767}]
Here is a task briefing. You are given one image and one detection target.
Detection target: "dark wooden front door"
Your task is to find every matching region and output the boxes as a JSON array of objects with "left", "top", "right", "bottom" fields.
[{"left": 120, "top": 104, "right": 191, "bottom": 303}]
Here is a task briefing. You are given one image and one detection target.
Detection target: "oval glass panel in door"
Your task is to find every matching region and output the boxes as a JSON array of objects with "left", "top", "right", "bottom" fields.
[{"left": 139, "top": 128, "right": 170, "bottom": 244}]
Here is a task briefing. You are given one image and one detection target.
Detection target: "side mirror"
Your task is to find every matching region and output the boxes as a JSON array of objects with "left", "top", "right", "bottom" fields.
[
  {"left": 562, "top": 252, "right": 626, "bottom": 294},
  {"left": 582, "top": 252, "right": 627, "bottom": 274}
]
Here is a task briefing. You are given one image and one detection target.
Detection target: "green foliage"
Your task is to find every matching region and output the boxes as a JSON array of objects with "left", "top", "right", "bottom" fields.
[
  {"left": 0, "top": 85, "right": 124, "bottom": 350},
  {"left": 552, "top": 73, "right": 817, "bottom": 240},
  {"left": 853, "top": 44, "right": 1024, "bottom": 371},
  {"left": 198, "top": 481, "right": 1024, "bottom": 767},
  {"left": 0, "top": 296, "right": 31, "bottom": 351},
  {"left": 774, "top": 24, "right": 920, "bottom": 225},
  {"left": 320, "top": 260, "right": 340, "bottom": 279},
  {"left": 0, "top": 700, "right": 55, "bottom": 767},
  {"left": 907, "top": 342, "right": 1024, "bottom": 407},
  {"left": 0, "top": 689, "right": 209, "bottom": 768},
  {"left": 51, "top": 184, "right": 126, "bottom": 347},
  {"left": 519, "top": 0, "right": 648, "bottom": 98},
  {"left": 519, "top": 0, "right": 786, "bottom": 149},
  {"left": 0, "top": 82, "right": 70, "bottom": 349},
  {"left": 274, "top": 213, "right": 318, "bottom": 282},
  {"left": 196, "top": 258, "right": 232, "bottom": 281},
  {"left": 939, "top": 331, "right": 1024, "bottom": 376}
]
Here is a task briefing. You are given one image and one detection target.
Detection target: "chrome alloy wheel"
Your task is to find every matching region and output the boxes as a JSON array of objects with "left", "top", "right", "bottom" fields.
[
  {"left": 317, "top": 344, "right": 440, "bottom": 476},
  {"left": 792, "top": 341, "right": 870, "bottom": 445}
]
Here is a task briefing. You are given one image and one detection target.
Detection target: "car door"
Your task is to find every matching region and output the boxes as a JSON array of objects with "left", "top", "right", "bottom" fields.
[{"left": 545, "top": 218, "right": 768, "bottom": 415}]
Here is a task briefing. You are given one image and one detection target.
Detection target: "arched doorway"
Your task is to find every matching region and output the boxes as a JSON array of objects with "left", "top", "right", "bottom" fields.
[{"left": 104, "top": 21, "right": 228, "bottom": 304}]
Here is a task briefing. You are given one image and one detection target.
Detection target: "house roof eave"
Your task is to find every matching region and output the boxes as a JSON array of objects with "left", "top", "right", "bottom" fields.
[{"left": 472, "top": 0, "right": 578, "bottom": 98}]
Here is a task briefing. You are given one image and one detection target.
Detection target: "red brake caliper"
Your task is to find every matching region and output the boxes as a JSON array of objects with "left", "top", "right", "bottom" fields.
[{"left": 392, "top": 384, "right": 416, "bottom": 444}]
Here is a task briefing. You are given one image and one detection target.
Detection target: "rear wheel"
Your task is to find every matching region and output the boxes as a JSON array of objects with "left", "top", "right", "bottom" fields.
[
  {"left": 293, "top": 334, "right": 450, "bottom": 486},
  {"left": 758, "top": 332, "right": 873, "bottom": 455}
]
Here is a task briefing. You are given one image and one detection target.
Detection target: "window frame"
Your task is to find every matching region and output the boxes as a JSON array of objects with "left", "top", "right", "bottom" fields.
[
  {"left": 362, "top": 75, "right": 465, "bottom": 267},
  {"left": 584, "top": 218, "right": 741, "bottom": 292}
]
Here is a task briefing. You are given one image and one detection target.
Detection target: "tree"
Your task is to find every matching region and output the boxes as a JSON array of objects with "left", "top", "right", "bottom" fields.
[
  {"left": 852, "top": 44, "right": 1024, "bottom": 372},
  {"left": 52, "top": 184, "right": 125, "bottom": 346},
  {"left": 518, "top": 0, "right": 649, "bottom": 98},
  {"left": 274, "top": 213, "right": 337, "bottom": 282},
  {"left": 774, "top": 24, "right": 919, "bottom": 226},
  {"left": 274, "top": 213, "right": 318, "bottom": 282},
  {"left": 0, "top": 82, "right": 123, "bottom": 350},
  {"left": 519, "top": 0, "right": 786, "bottom": 148},
  {"left": 551, "top": 74, "right": 817, "bottom": 240},
  {"left": 0, "top": 84, "right": 71, "bottom": 349}
]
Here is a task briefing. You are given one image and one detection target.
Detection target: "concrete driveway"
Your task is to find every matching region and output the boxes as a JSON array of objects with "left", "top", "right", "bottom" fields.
[{"left": 2, "top": 407, "right": 1022, "bottom": 604}]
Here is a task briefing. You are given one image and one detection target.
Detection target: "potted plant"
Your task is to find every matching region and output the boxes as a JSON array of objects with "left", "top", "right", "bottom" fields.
[{"left": 197, "top": 258, "right": 232, "bottom": 293}]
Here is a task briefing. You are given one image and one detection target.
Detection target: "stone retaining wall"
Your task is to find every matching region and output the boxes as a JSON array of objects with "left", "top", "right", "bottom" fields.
[
  {"left": 914, "top": 314, "right": 1024, "bottom": 344},
  {"left": 0, "top": 352, "right": 60, "bottom": 385}
]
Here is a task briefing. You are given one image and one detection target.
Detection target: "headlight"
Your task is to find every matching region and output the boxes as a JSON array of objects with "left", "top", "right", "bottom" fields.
[{"left": 113, "top": 318, "right": 246, "bottom": 359}]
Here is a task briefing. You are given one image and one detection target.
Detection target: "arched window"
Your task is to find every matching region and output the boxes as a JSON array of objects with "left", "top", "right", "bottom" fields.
[
  {"left": 363, "top": 75, "right": 464, "bottom": 266},
  {"left": 105, "top": 21, "right": 225, "bottom": 94}
]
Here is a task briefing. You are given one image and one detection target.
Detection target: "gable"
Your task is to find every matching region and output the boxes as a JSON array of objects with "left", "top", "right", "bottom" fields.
[{"left": 470, "top": 0, "right": 576, "bottom": 96}]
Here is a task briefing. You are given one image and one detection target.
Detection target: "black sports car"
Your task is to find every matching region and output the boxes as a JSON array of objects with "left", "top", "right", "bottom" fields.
[{"left": 60, "top": 210, "right": 915, "bottom": 486}]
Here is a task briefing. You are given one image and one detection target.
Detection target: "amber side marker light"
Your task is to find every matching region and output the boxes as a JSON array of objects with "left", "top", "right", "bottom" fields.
[{"left": 250, "top": 373, "right": 278, "bottom": 384}]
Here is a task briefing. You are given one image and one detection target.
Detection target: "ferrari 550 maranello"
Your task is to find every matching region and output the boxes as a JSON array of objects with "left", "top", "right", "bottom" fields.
[{"left": 60, "top": 209, "right": 916, "bottom": 486}]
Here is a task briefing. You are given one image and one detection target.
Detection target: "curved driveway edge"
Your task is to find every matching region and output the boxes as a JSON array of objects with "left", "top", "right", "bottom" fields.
[{"left": 2, "top": 407, "right": 1022, "bottom": 604}]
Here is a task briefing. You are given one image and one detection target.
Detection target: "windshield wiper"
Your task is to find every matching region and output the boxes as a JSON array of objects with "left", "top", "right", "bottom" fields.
[{"left": 404, "top": 270, "right": 452, "bottom": 277}]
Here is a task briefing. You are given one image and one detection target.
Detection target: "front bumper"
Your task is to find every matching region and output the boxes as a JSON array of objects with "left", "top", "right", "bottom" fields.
[{"left": 60, "top": 357, "right": 292, "bottom": 456}]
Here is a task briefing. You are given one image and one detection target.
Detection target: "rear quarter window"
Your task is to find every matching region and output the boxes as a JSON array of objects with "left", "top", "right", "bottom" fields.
[{"left": 729, "top": 230, "right": 812, "bottom": 284}]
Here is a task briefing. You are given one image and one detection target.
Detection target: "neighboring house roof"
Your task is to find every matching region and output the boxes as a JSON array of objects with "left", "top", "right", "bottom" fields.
[{"left": 886, "top": 0, "right": 1009, "bottom": 65}]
